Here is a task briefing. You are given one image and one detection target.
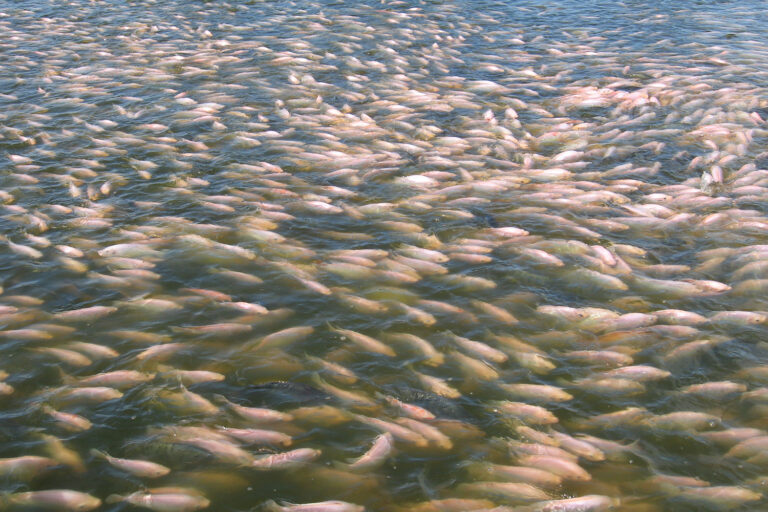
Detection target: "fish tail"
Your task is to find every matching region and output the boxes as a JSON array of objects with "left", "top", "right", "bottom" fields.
[
  {"left": 417, "top": 468, "right": 437, "bottom": 499},
  {"left": 332, "top": 459, "right": 354, "bottom": 470},
  {"left": 308, "top": 372, "right": 327, "bottom": 390},
  {"left": 39, "top": 403, "right": 56, "bottom": 415},
  {"left": 626, "top": 440, "right": 651, "bottom": 464},
  {"left": 105, "top": 494, "right": 125, "bottom": 505},
  {"left": 54, "top": 366, "right": 76, "bottom": 385},
  {"left": 261, "top": 499, "right": 283, "bottom": 511},
  {"left": 212, "top": 393, "right": 232, "bottom": 406},
  {"left": 89, "top": 448, "right": 108, "bottom": 460}
]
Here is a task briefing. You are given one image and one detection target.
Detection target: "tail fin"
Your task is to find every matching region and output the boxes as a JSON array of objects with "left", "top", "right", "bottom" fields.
[
  {"left": 308, "top": 372, "right": 326, "bottom": 390},
  {"left": 40, "top": 404, "right": 56, "bottom": 415},
  {"left": 242, "top": 335, "right": 263, "bottom": 351},
  {"left": 54, "top": 366, "right": 76, "bottom": 385},
  {"left": 105, "top": 495, "right": 124, "bottom": 505},
  {"left": 331, "top": 460, "right": 353, "bottom": 472},
  {"left": 212, "top": 394, "right": 235, "bottom": 408},
  {"left": 89, "top": 448, "right": 108, "bottom": 460},
  {"left": 262, "top": 500, "right": 283, "bottom": 511},
  {"left": 625, "top": 440, "right": 650, "bottom": 465}
]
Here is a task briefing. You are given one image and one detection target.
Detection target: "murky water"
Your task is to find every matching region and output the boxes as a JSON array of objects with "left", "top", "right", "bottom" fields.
[{"left": 1, "top": 0, "right": 768, "bottom": 510}]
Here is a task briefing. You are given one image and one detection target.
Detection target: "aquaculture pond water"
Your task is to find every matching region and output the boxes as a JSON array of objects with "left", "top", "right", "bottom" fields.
[{"left": 1, "top": 0, "right": 768, "bottom": 510}]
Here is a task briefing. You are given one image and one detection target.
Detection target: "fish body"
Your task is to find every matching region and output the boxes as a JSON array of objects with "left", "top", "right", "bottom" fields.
[
  {"left": 263, "top": 500, "right": 364, "bottom": 512},
  {"left": 107, "top": 491, "right": 210, "bottom": 511},
  {"left": 90, "top": 449, "right": 170, "bottom": 478},
  {"left": 346, "top": 433, "right": 394, "bottom": 471},
  {"left": 9, "top": 490, "right": 101, "bottom": 511},
  {"left": 251, "top": 448, "right": 322, "bottom": 470}
]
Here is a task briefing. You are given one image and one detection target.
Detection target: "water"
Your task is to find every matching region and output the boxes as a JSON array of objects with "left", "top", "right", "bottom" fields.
[{"left": 0, "top": 0, "right": 767, "bottom": 510}]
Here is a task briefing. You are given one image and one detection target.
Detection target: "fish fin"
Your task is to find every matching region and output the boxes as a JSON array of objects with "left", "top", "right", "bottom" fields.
[
  {"left": 241, "top": 336, "right": 261, "bottom": 351},
  {"left": 89, "top": 448, "right": 108, "bottom": 460},
  {"left": 262, "top": 500, "right": 291, "bottom": 511},
  {"left": 332, "top": 460, "right": 353, "bottom": 471},
  {"left": 212, "top": 394, "right": 232, "bottom": 406},
  {"left": 461, "top": 460, "right": 487, "bottom": 479},
  {"left": 39, "top": 403, "right": 56, "bottom": 415},
  {"left": 417, "top": 468, "right": 437, "bottom": 499},
  {"left": 105, "top": 495, "right": 125, "bottom": 505},
  {"left": 54, "top": 366, "right": 76, "bottom": 385},
  {"left": 625, "top": 440, "right": 651, "bottom": 465},
  {"left": 308, "top": 372, "right": 327, "bottom": 389},
  {"left": 349, "top": 412, "right": 366, "bottom": 423},
  {"left": 260, "top": 500, "right": 277, "bottom": 511}
]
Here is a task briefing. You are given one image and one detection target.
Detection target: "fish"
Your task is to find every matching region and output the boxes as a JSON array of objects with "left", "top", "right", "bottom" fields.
[
  {"left": 1, "top": 2, "right": 768, "bottom": 510},
  {"left": 499, "top": 383, "right": 573, "bottom": 403},
  {"left": 215, "top": 394, "right": 294, "bottom": 423},
  {"left": 90, "top": 449, "right": 171, "bottom": 478},
  {"left": 216, "top": 426, "right": 292, "bottom": 447},
  {"left": 455, "top": 481, "right": 550, "bottom": 502},
  {"left": 352, "top": 415, "right": 429, "bottom": 448},
  {"left": 263, "top": 500, "right": 364, "bottom": 512},
  {"left": 250, "top": 448, "right": 322, "bottom": 470},
  {"left": 516, "top": 455, "right": 592, "bottom": 482},
  {"left": 676, "top": 486, "right": 762, "bottom": 509},
  {"left": 106, "top": 490, "right": 210, "bottom": 511},
  {"left": 0, "top": 455, "right": 60, "bottom": 481},
  {"left": 328, "top": 325, "right": 396, "bottom": 357},
  {"left": 64, "top": 369, "right": 155, "bottom": 389},
  {"left": 344, "top": 432, "right": 394, "bottom": 471},
  {"left": 249, "top": 326, "right": 315, "bottom": 351},
  {"left": 466, "top": 462, "right": 563, "bottom": 488},
  {"left": 528, "top": 495, "right": 620, "bottom": 512},
  {"left": 7, "top": 490, "right": 101, "bottom": 511},
  {"left": 41, "top": 405, "right": 92, "bottom": 432},
  {"left": 491, "top": 401, "right": 559, "bottom": 425}
]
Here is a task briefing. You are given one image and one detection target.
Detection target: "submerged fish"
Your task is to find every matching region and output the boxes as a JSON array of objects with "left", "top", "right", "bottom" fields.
[{"left": 0, "top": 1, "right": 767, "bottom": 511}]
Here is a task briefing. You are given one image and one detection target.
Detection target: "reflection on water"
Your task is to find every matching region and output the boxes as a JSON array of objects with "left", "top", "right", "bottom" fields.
[{"left": 0, "top": 0, "right": 768, "bottom": 510}]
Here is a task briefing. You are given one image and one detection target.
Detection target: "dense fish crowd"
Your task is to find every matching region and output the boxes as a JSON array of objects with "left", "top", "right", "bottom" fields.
[{"left": 1, "top": 0, "right": 768, "bottom": 510}]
